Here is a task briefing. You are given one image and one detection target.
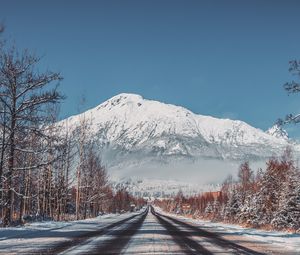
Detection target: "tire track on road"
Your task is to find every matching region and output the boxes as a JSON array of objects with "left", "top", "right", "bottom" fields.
[
  {"left": 32, "top": 210, "right": 146, "bottom": 255},
  {"left": 89, "top": 208, "right": 148, "bottom": 254},
  {"left": 151, "top": 207, "right": 213, "bottom": 255},
  {"left": 158, "top": 210, "right": 265, "bottom": 255}
]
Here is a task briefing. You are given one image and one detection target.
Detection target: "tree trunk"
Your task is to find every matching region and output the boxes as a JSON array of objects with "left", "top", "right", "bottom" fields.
[{"left": 3, "top": 89, "right": 16, "bottom": 226}]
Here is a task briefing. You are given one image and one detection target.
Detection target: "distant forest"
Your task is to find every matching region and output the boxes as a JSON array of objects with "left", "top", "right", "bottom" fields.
[{"left": 156, "top": 148, "right": 300, "bottom": 232}]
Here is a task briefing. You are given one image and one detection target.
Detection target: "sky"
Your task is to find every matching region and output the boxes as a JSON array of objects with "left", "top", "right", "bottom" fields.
[{"left": 1, "top": 0, "right": 300, "bottom": 137}]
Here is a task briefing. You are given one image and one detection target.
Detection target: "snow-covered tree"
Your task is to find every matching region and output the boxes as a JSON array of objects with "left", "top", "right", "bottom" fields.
[
  {"left": 224, "top": 188, "right": 241, "bottom": 222},
  {"left": 238, "top": 194, "right": 258, "bottom": 225},
  {"left": 272, "top": 170, "right": 300, "bottom": 230},
  {"left": 252, "top": 150, "right": 295, "bottom": 227},
  {"left": 204, "top": 201, "right": 213, "bottom": 216}
]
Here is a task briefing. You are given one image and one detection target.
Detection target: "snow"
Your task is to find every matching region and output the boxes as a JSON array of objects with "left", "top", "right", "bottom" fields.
[
  {"left": 0, "top": 211, "right": 143, "bottom": 254},
  {"left": 59, "top": 93, "right": 293, "bottom": 161},
  {"left": 122, "top": 209, "right": 184, "bottom": 254},
  {"left": 113, "top": 176, "right": 221, "bottom": 198},
  {"left": 1, "top": 207, "right": 299, "bottom": 254},
  {"left": 266, "top": 124, "right": 289, "bottom": 140},
  {"left": 199, "top": 221, "right": 300, "bottom": 252},
  {"left": 57, "top": 93, "right": 300, "bottom": 196},
  {"left": 155, "top": 207, "right": 300, "bottom": 253}
]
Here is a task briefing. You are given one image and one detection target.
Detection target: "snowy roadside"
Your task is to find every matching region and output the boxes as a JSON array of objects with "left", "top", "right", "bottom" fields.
[
  {"left": 0, "top": 210, "right": 143, "bottom": 254},
  {"left": 154, "top": 206, "right": 300, "bottom": 254}
]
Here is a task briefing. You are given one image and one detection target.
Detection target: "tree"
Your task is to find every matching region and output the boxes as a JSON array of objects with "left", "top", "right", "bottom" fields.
[
  {"left": 224, "top": 188, "right": 241, "bottom": 222},
  {"left": 238, "top": 162, "right": 254, "bottom": 193},
  {"left": 271, "top": 169, "right": 300, "bottom": 230},
  {"left": 253, "top": 151, "right": 294, "bottom": 227},
  {"left": 278, "top": 60, "right": 300, "bottom": 125},
  {"left": 74, "top": 109, "right": 90, "bottom": 220},
  {"left": 204, "top": 201, "right": 213, "bottom": 216},
  {"left": 0, "top": 45, "right": 63, "bottom": 226},
  {"left": 80, "top": 145, "right": 108, "bottom": 219},
  {"left": 0, "top": 23, "right": 5, "bottom": 218}
]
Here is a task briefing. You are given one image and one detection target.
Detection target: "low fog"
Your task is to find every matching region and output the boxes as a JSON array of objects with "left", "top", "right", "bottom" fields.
[{"left": 109, "top": 158, "right": 266, "bottom": 186}]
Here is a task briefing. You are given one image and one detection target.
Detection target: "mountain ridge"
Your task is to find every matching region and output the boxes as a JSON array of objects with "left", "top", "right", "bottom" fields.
[
  {"left": 58, "top": 93, "right": 299, "bottom": 194},
  {"left": 60, "top": 93, "right": 293, "bottom": 165}
]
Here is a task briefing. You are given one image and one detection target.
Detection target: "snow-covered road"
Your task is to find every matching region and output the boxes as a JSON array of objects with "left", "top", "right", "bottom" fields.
[
  {"left": 0, "top": 206, "right": 298, "bottom": 254},
  {"left": 0, "top": 210, "right": 145, "bottom": 255}
]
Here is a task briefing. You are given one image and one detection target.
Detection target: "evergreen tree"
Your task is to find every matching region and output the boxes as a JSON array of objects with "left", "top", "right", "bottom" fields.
[
  {"left": 272, "top": 170, "right": 300, "bottom": 230},
  {"left": 224, "top": 188, "right": 241, "bottom": 222},
  {"left": 204, "top": 201, "right": 213, "bottom": 217},
  {"left": 254, "top": 155, "right": 293, "bottom": 226}
]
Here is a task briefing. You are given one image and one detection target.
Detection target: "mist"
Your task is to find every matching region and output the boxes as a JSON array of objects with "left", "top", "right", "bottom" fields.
[{"left": 109, "top": 158, "right": 266, "bottom": 186}]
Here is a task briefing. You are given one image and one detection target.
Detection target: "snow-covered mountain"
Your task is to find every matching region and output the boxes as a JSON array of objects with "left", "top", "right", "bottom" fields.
[
  {"left": 61, "top": 93, "right": 294, "bottom": 163},
  {"left": 112, "top": 177, "right": 220, "bottom": 199},
  {"left": 266, "top": 124, "right": 289, "bottom": 140},
  {"left": 59, "top": 93, "right": 298, "bottom": 193}
]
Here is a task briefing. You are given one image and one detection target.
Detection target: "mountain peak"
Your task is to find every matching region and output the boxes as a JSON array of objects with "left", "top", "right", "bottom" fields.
[
  {"left": 59, "top": 94, "right": 299, "bottom": 195},
  {"left": 108, "top": 93, "right": 143, "bottom": 104},
  {"left": 61, "top": 93, "right": 295, "bottom": 166},
  {"left": 266, "top": 124, "right": 289, "bottom": 140}
]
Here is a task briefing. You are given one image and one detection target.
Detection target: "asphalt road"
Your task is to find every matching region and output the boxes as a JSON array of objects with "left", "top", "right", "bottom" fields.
[{"left": 26, "top": 206, "right": 288, "bottom": 255}]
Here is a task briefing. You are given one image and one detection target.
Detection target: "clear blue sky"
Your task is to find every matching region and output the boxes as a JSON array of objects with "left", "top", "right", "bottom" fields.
[{"left": 1, "top": 0, "right": 300, "bottom": 137}]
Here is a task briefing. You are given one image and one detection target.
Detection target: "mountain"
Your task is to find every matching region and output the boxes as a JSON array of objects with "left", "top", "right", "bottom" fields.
[
  {"left": 59, "top": 93, "right": 298, "bottom": 193},
  {"left": 61, "top": 93, "right": 294, "bottom": 162},
  {"left": 266, "top": 124, "right": 289, "bottom": 140},
  {"left": 112, "top": 177, "right": 220, "bottom": 199}
]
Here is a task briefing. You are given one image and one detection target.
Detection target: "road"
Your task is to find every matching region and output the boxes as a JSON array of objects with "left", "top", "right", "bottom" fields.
[{"left": 0, "top": 206, "right": 293, "bottom": 255}]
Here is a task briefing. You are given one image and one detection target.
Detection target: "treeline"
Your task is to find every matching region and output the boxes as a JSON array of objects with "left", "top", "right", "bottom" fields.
[
  {"left": 155, "top": 149, "right": 300, "bottom": 232},
  {"left": 0, "top": 31, "right": 145, "bottom": 227}
]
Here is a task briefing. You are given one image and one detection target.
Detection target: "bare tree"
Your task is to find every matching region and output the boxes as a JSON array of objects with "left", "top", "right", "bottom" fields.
[
  {"left": 81, "top": 146, "right": 109, "bottom": 218},
  {"left": 278, "top": 60, "right": 300, "bottom": 125},
  {"left": 0, "top": 46, "right": 63, "bottom": 226}
]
